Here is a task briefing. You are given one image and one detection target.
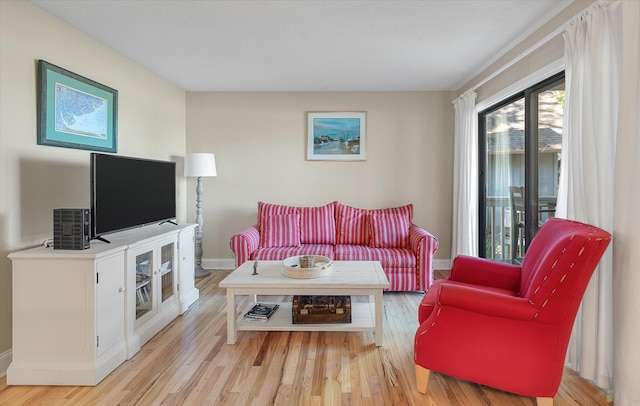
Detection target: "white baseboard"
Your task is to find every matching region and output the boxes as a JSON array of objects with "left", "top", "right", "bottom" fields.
[
  {"left": 202, "top": 258, "right": 235, "bottom": 270},
  {"left": 205, "top": 258, "right": 452, "bottom": 272},
  {"left": 434, "top": 259, "right": 452, "bottom": 271},
  {"left": 0, "top": 348, "right": 11, "bottom": 378}
]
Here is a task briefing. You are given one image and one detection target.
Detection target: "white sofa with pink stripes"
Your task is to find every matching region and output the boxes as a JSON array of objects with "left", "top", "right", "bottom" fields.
[{"left": 229, "top": 201, "right": 438, "bottom": 291}]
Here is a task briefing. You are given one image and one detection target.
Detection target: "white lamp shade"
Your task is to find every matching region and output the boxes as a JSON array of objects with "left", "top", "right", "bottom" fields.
[{"left": 184, "top": 153, "right": 217, "bottom": 177}]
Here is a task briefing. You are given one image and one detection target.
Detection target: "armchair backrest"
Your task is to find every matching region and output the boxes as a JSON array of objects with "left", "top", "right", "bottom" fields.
[{"left": 519, "top": 218, "right": 611, "bottom": 324}]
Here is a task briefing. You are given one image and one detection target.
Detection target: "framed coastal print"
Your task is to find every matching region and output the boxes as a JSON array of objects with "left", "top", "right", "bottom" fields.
[
  {"left": 306, "top": 111, "right": 366, "bottom": 161},
  {"left": 37, "top": 60, "right": 118, "bottom": 152}
]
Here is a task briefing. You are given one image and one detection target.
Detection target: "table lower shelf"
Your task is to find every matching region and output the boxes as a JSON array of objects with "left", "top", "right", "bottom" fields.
[{"left": 236, "top": 301, "right": 375, "bottom": 332}]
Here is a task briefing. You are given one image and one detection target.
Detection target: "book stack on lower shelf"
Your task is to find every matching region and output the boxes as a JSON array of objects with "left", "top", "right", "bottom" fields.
[{"left": 243, "top": 303, "right": 279, "bottom": 323}]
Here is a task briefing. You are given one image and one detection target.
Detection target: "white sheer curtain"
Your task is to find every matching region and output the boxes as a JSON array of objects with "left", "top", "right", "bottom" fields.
[
  {"left": 451, "top": 90, "right": 478, "bottom": 258},
  {"left": 558, "top": 1, "right": 640, "bottom": 403},
  {"left": 558, "top": 1, "right": 617, "bottom": 390},
  {"left": 611, "top": 2, "right": 640, "bottom": 405}
]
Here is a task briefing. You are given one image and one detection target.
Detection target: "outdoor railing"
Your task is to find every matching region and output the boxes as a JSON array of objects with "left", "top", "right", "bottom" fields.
[
  {"left": 485, "top": 196, "right": 556, "bottom": 262},
  {"left": 486, "top": 196, "right": 513, "bottom": 261}
]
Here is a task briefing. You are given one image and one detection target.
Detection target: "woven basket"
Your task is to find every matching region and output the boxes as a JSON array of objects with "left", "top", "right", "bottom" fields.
[{"left": 281, "top": 255, "right": 333, "bottom": 279}]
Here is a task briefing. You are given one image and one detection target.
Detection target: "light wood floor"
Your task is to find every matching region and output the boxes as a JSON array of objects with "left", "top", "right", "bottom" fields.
[{"left": 0, "top": 270, "right": 612, "bottom": 406}]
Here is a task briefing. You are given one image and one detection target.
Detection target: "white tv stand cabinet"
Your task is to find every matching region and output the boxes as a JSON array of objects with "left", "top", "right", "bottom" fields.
[{"left": 7, "top": 223, "right": 198, "bottom": 386}]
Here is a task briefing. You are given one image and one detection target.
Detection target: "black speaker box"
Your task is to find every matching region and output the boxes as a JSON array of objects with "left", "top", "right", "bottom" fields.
[{"left": 53, "top": 208, "right": 91, "bottom": 250}]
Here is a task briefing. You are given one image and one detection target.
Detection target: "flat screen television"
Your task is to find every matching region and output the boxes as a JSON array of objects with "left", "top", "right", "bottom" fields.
[{"left": 90, "top": 153, "right": 176, "bottom": 241}]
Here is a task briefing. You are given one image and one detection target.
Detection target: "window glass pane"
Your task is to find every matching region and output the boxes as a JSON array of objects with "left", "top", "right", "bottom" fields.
[
  {"left": 537, "top": 85, "right": 564, "bottom": 226},
  {"left": 484, "top": 97, "right": 525, "bottom": 261}
]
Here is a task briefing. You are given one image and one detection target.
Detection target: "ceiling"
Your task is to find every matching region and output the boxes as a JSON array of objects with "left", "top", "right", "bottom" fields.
[{"left": 32, "top": 0, "right": 572, "bottom": 92}]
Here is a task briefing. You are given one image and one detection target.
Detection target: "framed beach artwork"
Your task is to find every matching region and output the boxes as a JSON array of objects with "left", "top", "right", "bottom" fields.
[
  {"left": 306, "top": 112, "right": 366, "bottom": 161},
  {"left": 37, "top": 60, "right": 118, "bottom": 152}
]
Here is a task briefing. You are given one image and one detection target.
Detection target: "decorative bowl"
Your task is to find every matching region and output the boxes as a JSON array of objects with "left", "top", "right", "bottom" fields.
[{"left": 281, "top": 255, "right": 333, "bottom": 279}]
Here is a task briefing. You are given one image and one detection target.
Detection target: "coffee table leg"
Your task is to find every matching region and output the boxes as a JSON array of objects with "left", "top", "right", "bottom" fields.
[
  {"left": 374, "top": 290, "right": 384, "bottom": 346},
  {"left": 226, "top": 288, "right": 238, "bottom": 344}
]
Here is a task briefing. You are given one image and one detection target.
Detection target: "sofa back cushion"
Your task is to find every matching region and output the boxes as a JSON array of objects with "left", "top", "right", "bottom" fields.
[
  {"left": 258, "top": 201, "right": 299, "bottom": 231},
  {"left": 336, "top": 202, "right": 413, "bottom": 246},
  {"left": 369, "top": 211, "right": 410, "bottom": 248},
  {"left": 259, "top": 213, "right": 301, "bottom": 248},
  {"left": 300, "top": 202, "right": 336, "bottom": 245},
  {"left": 336, "top": 203, "right": 371, "bottom": 245}
]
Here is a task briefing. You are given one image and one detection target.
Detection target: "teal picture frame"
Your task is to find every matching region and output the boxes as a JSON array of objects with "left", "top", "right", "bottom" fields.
[{"left": 37, "top": 60, "right": 118, "bottom": 152}]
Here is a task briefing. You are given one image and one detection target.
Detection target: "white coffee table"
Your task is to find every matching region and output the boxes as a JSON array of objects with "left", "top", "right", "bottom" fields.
[{"left": 219, "top": 260, "right": 390, "bottom": 346}]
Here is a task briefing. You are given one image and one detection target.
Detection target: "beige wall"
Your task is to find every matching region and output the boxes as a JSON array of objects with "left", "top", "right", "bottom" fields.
[
  {"left": 186, "top": 92, "right": 455, "bottom": 262},
  {"left": 0, "top": 1, "right": 187, "bottom": 361}
]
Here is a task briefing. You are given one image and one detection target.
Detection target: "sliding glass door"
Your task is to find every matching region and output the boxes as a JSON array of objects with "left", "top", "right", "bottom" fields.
[{"left": 479, "top": 73, "right": 564, "bottom": 263}]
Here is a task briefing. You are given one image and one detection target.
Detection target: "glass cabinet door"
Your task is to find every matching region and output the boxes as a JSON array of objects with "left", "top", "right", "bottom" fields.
[
  {"left": 135, "top": 251, "right": 153, "bottom": 320},
  {"left": 160, "top": 242, "right": 175, "bottom": 303}
]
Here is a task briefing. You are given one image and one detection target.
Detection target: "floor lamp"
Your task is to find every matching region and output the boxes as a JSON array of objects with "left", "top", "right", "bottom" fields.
[{"left": 184, "top": 153, "right": 217, "bottom": 279}]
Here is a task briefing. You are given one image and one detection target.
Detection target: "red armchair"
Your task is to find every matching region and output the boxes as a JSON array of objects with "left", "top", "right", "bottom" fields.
[{"left": 414, "top": 218, "right": 611, "bottom": 406}]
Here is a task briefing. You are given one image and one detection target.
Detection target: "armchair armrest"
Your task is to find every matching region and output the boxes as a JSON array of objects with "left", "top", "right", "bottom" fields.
[
  {"left": 409, "top": 224, "right": 438, "bottom": 290},
  {"left": 438, "top": 283, "right": 536, "bottom": 321},
  {"left": 450, "top": 255, "right": 521, "bottom": 293},
  {"left": 229, "top": 225, "right": 260, "bottom": 268}
]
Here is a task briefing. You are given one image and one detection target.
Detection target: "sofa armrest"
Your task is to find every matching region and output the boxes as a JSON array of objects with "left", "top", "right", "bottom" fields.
[
  {"left": 408, "top": 224, "right": 438, "bottom": 290},
  {"left": 229, "top": 225, "right": 260, "bottom": 268},
  {"left": 449, "top": 255, "right": 521, "bottom": 293}
]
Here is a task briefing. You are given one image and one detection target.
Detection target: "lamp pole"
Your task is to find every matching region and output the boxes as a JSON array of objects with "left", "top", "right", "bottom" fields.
[
  {"left": 194, "top": 175, "right": 209, "bottom": 278},
  {"left": 184, "top": 152, "right": 217, "bottom": 280}
]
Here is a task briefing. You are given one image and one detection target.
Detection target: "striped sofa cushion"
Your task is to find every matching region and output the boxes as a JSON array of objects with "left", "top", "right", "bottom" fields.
[
  {"left": 335, "top": 203, "right": 371, "bottom": 245},
  {"left": 257, "top": 201, "right": 299, "bottom": 231},
  {"left": 336, "top": 202, "right": 414, "bottom": 246},
  {"left": 375, "top": 203, "right": 413, "bottom": 220},
  {"left": 259, "top": 214, "right": 301, "bottom": 248},
  {"left": 368, "top": 211, "right": 410, "bottom": 248},
  {"left": 300, "top": 202, "right": 336, "bottom": 245},
  {"left": 334, "top": 245, "right": 416, "bottom": 268},
  {"left": 254, "top": 244, "right": 335, "bottom": 261}
]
